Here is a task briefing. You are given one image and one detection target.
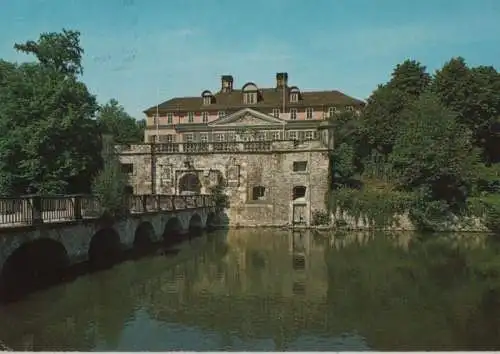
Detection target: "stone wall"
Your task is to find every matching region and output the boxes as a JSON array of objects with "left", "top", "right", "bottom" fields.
[
  {"left": 332, "top": 210, "right": 489, "bottom": 232},
  {"left": 119, "top": 140, "right": 331, "bottom": 227}
]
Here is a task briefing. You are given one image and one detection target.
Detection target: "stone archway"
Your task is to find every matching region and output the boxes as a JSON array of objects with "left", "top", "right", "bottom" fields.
[{"left": 178, "top": 173, "right": 201, "bottom": 195}]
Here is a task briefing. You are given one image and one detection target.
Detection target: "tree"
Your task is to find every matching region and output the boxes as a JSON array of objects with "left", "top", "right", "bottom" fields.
[
  {"left": 91, "top": 135, "right": 129, "bottom": 218},
  {"left": 0, "top": 30, "right": 101, "bottom": 195},
  {"left": 361, "top": 85, "right": 410, "bottom": 155},
  {"left": 361, "top": 60, "right": 431, "bottom": 156},
  {"left": 329, "top": 111, "right": 364, "bottom": 185},
  {"left": 97, "top": 99, "right": 144, "bottom": 144},
  {"left": 431, "top": 58, "right": 500, "bottom": 163},
  {"left": 390, "top": 92, "right": 481, "bottom": 208},
  {"left": 386, "top": 59, "right": 431, "bottom": 97},
  {"left": 14, "top": 29, "right": 84, "bottom": 76}
]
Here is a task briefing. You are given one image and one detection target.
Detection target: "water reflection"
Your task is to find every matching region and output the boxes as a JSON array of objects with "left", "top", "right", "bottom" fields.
[{"left": 0, "top": 229, "right": 499, "bottom": 351}]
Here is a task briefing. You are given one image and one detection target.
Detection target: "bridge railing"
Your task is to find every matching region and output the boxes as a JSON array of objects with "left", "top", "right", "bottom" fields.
[{"left": 0, "top": 194, "right": 215, "bottom": 228}]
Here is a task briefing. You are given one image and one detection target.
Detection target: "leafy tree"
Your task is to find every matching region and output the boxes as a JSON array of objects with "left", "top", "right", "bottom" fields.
[
  {"left": 390, "top": 92, "right": 481, "bottom": 208},
  {"left": 91, "top": 135, "right": 129, "bottom": 218},
  {"left": 362, "top": 59, "right": 431, "bottom": 156},
  {"left": 97, "top": 99, "right": 144, "bottom": 144},
  {"left": 386, "top": 59, "right": 431, "bottom": 97},
  {"left": 431, "top": 57, "right": 500, "bottom": 163},
  {"left": 0, "top": 29, "right": 101, "bottom": 195},
  {"left": 14, "top": 29, "right": 84, "bottom": 76},
  {"left": 361, "top": 85, "right": 410, "bottom": 155}
]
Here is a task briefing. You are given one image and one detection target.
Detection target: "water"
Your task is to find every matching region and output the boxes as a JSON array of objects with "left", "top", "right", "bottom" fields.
[{"left": 1, "top": 229, "right": 500, "bottom": 351}]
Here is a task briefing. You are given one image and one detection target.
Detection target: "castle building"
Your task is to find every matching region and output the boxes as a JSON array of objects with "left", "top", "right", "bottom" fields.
[{"left": 119, "top": 73, "right": 364, "bottom": 227}]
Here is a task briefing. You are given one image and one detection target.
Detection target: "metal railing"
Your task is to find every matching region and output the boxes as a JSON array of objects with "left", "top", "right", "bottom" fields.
[{"left": 0, "top": 194, "right": 215, "bottom": 228}]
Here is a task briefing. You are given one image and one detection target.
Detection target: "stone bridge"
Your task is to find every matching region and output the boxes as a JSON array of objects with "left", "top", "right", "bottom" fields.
[{"left": 0, "top": 194, "right": 219, "bottom": 293}]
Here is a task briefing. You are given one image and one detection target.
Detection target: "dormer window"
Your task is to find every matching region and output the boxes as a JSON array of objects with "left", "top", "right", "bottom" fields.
[
  {"left": 201, "top": 90, "right": 213, "bottom": 105},
  {"left": 346, "top": 105, "right": 354, "bottom": 112},
  {"left": 289, "top": 86, "right": 300, "bottom": 103},
  {"left": 242, "top": 82, "right": 259, "bottom": 105},
  {"left": 328, "top": 107, "right": 337, "bottom": 118}
]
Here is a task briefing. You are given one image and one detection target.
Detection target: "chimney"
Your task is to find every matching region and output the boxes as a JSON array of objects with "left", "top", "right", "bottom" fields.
[
  {"left": 221, "top": 75, "right": 234, "bottom": 93},
  {"left": 276, "top": 72, "right": 288, "bottom": 88}
]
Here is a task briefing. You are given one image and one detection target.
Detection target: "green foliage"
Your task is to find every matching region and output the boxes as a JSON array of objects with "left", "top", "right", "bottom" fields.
[
  {"left": 431, "top": 57, "right": 500, "bottom": 163},
  {"left": 329, "top": 56, "right": 500, "bottom": 233},
  {"left": 0, "top": 30, "right": 101, "bottom": 195},
  {"left": 14, "top": 29, "right": 84, "bottom": 76},
  {"left": 329, "top": 187, "right": 415, "bottom": 229},
  {"left": 312, "top": 209, "right": 331, "bottom": 226},
  {"left": 91, "top": 135, "right": 129, "bottom": 218},
  {"left": 97, "top": 99, "right": 144, "bottom": 144},
  {"left": 208, "top": 176, "right": 229, "bottom": 210},
  {"left": 390, "top": 92, "right": 481, "bottom": 209}
]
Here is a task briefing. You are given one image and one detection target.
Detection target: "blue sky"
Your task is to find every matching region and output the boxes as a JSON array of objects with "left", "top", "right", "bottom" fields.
[{"left": 1, "top": 0, "right": 500, "bottom": 119}]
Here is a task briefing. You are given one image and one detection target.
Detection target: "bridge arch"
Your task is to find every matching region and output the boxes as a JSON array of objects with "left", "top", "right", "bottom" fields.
[
  {"left": 188, "top": 213, "right": 203, "bottom": 235},
  {"left": 162, "top": 217, "right": 183, "bottom": 243},
  {"left": 134, "top": 221, "right": 155, "bottom": 250},
  {"left": 178, "top": 173, "right": 201, "bottom": 195},
  {"left": 88, "top": 228, "right": 122, "bottom": 268},
  {"left": 0, "top": 238, "right": 69, "bottom": 298}
]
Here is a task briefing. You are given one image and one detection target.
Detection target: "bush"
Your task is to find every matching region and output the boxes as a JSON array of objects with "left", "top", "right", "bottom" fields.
[
  {"left": 312, "top": 210, "right": 331, "bottom": 226},
  {"left": 91, "top": 135, "right": 129, "bottom": 218}
]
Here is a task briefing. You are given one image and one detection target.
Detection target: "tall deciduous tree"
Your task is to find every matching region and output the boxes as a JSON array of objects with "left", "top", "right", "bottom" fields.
[
  {"left": 386, "top": 59, "right": 431, "bottom": 97},
  {"left": 361, "top": 59, "right": 431, "bottom": 156},
  {"left": 390, "top": 93, "right": 481, "bottom": 208},
  {"left": 0, "top": 29, "right": 101, "bottom": 195},
  {"left": 431, "top": 57, "right": 500, "bottom": 163},
  {"left": 97, "top": 99, "right": 144, "bottom": 144}
]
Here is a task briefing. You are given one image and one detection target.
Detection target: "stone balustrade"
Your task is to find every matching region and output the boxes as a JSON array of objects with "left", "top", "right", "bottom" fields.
[
  {"left": 117, "top": 138, "right": 326, "bottom": 155},
  {"left": 0, "top": 194, "right": 216, "bottom": 228}
]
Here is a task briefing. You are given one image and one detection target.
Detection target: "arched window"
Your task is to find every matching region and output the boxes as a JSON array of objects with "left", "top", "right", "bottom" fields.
[
  {"left": 201, "top": 90, "right": 213, "bottom": 105},
  {"left": 289, "top": 86, "right": 300, "bottom": 103},
  {"left": 252, "top": 185, "right": 266, "bottom": 200},
  {"left": 292, "top": 186, "right": 306, "bottom": 200},
  {"left": 242, "top": 82, "right": 259, "bottom": 104}
]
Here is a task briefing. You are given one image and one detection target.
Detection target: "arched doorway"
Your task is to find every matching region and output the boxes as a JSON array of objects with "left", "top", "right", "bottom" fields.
[{"left": 178, "top": 173, "right": 201, "bottom": 195}]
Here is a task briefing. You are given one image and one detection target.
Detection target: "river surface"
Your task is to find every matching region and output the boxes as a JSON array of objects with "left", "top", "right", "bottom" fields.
[{"left": 1, "top": 228, "right": 500, "bottom": 351}]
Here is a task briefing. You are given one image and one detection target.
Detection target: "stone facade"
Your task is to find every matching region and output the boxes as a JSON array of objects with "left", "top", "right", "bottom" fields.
[{"left": 119, "top": 137, "right": 332, "bottom": 228}]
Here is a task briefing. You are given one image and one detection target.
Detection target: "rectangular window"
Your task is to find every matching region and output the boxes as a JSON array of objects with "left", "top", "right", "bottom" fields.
[
  {"left": 272, "top": 108, "right": 280, "bottom": 118},
  {"left": 293, "top": 161, "right": 308, "bottom": 172},
  {"left": 167, "top": 113, "right": 173, "bottom": 124},
  {"left": 121, "top": 163, "right": 134, "bottom": 174},
  {"left": 305, "top": 131, "right": 313, "bottom": 140},
  {"left": 245, "top": 93, "right": 256, "bottom": 104},
  {"left": 218, "top": 111, "right": 226, "bottom": 119},
  {"left": 272, "top": 131, "right": 281, "bottom": 140},
  {"left": 188, "top": 112, "right": 194, "bottom": 123},
  {"left": 290, "top": 109, "right": 297, "bottom": 120},
  {"left": 202, "top": 111, "right": 209, "bottom": 123},
  {"left": 184, "top": 133, "right": 193, "bottom": 142},
  {"left": 200, "top": 133, "right": 208, "bottom": 143},
  {"left": 214, "top": 133, "right": 224, "bottom": 142},
  {"left": 290, "top": 93, "right": 298, "bottom": 102},
  {"left": 288, "top": 131, "right": 297, "bottom": 140},
  {"left": 148, "top": 135, "right": 157, "bottom": 143},
  {"left": 306, "top": 108, "right": 313, "bottom": 119}
]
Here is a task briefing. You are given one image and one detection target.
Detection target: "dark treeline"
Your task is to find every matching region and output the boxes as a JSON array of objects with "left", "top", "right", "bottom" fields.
[
  {"left": 0, "top": 29, "right": 145, "bottom": 196},
  {"left": 329, "top": 58, "right": 500, "bottom": 232}
]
